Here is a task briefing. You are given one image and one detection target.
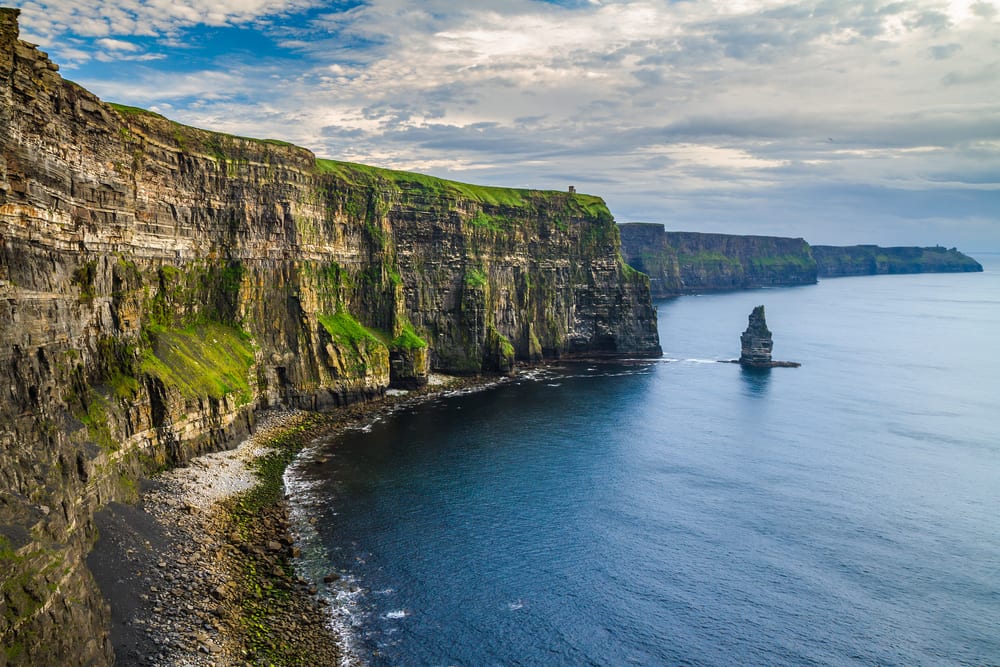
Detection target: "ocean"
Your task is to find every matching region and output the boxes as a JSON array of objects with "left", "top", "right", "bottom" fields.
[{"left": 285, "top": 253, "right": 1000, "bottom": 666}]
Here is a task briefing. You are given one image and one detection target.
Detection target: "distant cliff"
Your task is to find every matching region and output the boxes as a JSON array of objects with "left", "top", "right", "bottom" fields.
[
  {"left": 619, "top": 223, "right": 816, "bottom": 297},
  {"left": 619, "top": 223, "right": 982, "bottom": 298},
  {"left": 812, "top": 245, "right": 983, "bottom": 276},
  {"left": 0, "top": 9, "right": 659, "bottom": 665}
]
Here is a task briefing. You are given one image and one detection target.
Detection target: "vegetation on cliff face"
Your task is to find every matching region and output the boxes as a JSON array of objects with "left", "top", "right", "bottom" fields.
[
  {"left": 0, "top": 8, "right": 660, "bottom": 664},
  {"left": 620, "top": 223, "right": 981, "bottom": 297},
  {"left": 390, "top": 322, "right": 428, "bottom": 350},
  {"left": 812, "top": 245, "right": 982, "bottom": 276},
  {"left": 140, "top": 324, "right": 256, "bottom": 405}
]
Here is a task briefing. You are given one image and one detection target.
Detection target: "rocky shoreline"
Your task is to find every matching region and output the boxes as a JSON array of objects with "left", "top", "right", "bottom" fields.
[{"left": 89, "top": 375, "right": 500, "bottom": 666}]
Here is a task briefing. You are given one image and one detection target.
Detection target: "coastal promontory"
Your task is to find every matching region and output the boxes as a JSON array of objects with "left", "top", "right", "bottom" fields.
[
  {"left": 619, "top": 223, "right": 982, "bottom": 298},
  {"left": 0, "top": 8, "right": 659, "bottom": 664}
]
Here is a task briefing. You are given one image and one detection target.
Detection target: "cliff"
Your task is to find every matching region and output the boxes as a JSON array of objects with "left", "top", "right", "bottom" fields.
[
  {"left": 620, "top": 223, "right": 982, "bottom": 298},
  {"left": 619, "top": 223, "right": 816, "bottom": 297},
  {"left": 812, "top": 245, "right": 983, "bottom": 276},
  {"left": 0, "top": 9, "right": 659, "bottom": 665}
]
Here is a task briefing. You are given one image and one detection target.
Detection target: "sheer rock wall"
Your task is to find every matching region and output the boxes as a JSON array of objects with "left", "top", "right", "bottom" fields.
[{"left": 0, "top": 9, "right": 659, "bottom": 664}]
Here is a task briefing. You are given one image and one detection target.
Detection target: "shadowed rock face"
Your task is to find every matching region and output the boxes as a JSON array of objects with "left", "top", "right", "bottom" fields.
[
  {"left": 618, "top": 224, "right": 816, "bottom": 297},
  {"left": 619, "top": 224, "right": 982, "bottom": 299},
  {"left": 739, "top": 306, "right": 773, "bottom": 367},
  {"left": 0, "top": 8, "right": 659, "bottom": 665},
  {"left": 811, "top": 245, "right": 982, "bottom": 276}
]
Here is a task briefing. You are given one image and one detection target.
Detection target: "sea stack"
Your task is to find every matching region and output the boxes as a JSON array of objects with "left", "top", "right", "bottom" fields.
[
  {"left": 740, "top": 305, "right": 773, "bottom": 366},
  {"left": 737, "top": 306, "right": 800, "bottom": 368}
]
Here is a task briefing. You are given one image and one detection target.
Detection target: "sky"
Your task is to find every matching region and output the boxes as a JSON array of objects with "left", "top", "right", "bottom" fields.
[{"left": 12, "top": 0, "right": 1000, "bottom": 249}]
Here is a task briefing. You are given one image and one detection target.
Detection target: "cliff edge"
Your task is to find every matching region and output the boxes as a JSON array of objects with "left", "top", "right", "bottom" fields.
[
  {"left": 0, "top": 9, "right": 659, "bottom": 665},
  {"left": 619, "top": 223, "right": 817, "bottom": 297},
  {"left": 812, "top": 245, "right": 983, "bottom": 276},
  {"left": 620, "top": 223, "right": 982, "bottom": 298}
]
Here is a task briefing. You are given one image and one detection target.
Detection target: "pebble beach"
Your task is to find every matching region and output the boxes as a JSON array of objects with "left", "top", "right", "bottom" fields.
[{"left": 88, "top": 374, "right": 502, "bottom": 666}]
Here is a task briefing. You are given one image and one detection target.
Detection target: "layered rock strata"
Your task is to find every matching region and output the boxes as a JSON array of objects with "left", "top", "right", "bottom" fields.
[
  {"left": 620, "top": 223, "right": 982, "bottom": 299},
  {"left": 812, "top": 245, "right": 983, "bottom": 276},
  {"left": 739, "top": 306, "right": 774, "bottom": 366},
  {"left": 0, "top": 9, "right": 660, "bottom": 665},
  {"left": 736, "top": 305, "right": 799, "bottom": 369},
  {"left": 619, "top": 224, "right": 816, "bottom": 297}
]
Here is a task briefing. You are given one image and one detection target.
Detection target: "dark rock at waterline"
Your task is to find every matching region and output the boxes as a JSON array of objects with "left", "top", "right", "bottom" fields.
[
  {"left": 740, "top": 305, "right": 773, "bottom": 366},
  {"left": 731, "top": 306, "right": 800, "bottom": 368}
]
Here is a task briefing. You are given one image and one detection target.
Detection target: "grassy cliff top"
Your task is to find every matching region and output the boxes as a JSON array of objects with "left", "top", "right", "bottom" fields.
[
  {"left": 108, "top": 102, "right": 303, "bottom": 153},
  {"left": 106, "top": 100, "right": 610, "bottom": 218},
  {"left": 316, "top": 158, "right": 610, "bottom": 217}
]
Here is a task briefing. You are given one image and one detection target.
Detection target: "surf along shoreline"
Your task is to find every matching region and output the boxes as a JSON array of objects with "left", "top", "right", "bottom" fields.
[{"left": 88, "top": 374, "right": 508, "bottom": 666}]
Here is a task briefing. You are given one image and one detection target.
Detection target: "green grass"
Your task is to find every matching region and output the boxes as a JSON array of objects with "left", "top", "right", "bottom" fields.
[
  {"left": 390, "top": 322, "right": 428, "bottom": 350},
  {"left": 77, "top": 393, "right": 116, "bottom": 452},
  {"left": 679, "top": 251, "right": 742, "bottom": 266},
  {"left": 106, "top": 104, "right": 610, "bottom": 222},
  {"left": 498, "top": 333, "right": 515, "bottom": 359},
  {"left": 0, "top": 535, "right": 16, "bottom": 562},
  {"left": 71, "top": 260, "right": 97, "bottom": 302},
  {"left": 109, "top": 102, "right": 297, "bottom": 150},
  {"left": 318, "top": 311, "right": 382, "bottom": 349},
  {"left": 749, "top": 254, "right": 816, "bottom": 270},
  {"left": 315, "top": 159, "right": 612, "bottom": 223},
  {"left": 469, "top": 210, "right": 508, "bottom": 232},
  {"left": 316, "top": 159, "right": 535, "bottom": 207},
  {"left": 465, "top": 267, "right": 488, "bottom": 289},
  {"left": 140, "top": 322, "right": 255, "bottom": 405},
  {"left": 108, "top": 102, "right": 166, "bottom": 120},
  {"left": 621, "top": 260, "right": 643, "bottom": 280}
]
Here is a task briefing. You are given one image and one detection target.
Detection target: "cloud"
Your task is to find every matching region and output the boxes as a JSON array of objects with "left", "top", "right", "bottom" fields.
[
  {"left": 17, "top": 0, "right": 1000, "bottom": 247},
  {"left": 942, "top": 61, "right": 1000, "bottom": 85},
  {"left": 929, "top": 43, "right": 962, "bottom": 59},
  {"left": 95, "top": 37, "right": 140, "bottom": 51}
]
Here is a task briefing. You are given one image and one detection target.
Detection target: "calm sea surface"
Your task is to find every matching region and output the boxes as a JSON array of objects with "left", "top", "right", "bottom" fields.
[{"left": 286, "top": 254, "right": 1000, "bottom": 666}]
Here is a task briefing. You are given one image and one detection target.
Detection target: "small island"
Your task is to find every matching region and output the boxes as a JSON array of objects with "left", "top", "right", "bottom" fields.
[{"left": 728, "top": 305, "right": 801, "bottom": 368}]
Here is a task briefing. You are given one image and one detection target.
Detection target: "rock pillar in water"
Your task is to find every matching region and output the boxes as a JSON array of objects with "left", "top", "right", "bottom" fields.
[{"left": 739, "top": 305, "right": 773, "bottom": 367}]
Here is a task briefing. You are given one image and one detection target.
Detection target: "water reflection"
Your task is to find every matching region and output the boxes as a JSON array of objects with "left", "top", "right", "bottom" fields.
[{"left": 740, "top": 365, "right": 771, "bottom": 395}]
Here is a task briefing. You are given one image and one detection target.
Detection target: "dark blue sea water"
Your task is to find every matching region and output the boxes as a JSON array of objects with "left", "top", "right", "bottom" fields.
[{"left": 287, "top": 255, "right": 1000, "bottom": 666}]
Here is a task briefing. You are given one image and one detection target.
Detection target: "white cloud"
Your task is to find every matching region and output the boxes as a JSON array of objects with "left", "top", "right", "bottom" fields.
[
  {"left": 18, "top": 0, "right": 324, "bottom": 41},
  {"left": 96, "top": 37, "right": 140, "bottom": 51},
  {"left": 18, "top": 0, "right": 1000, "bottom": 246}
]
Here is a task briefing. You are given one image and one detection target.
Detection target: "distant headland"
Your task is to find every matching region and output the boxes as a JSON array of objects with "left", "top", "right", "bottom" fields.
[{"left": 619, "top": 223, "right": 983, "bottom": 299}]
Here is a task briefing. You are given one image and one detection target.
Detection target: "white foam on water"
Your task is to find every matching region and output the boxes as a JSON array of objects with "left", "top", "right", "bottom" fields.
[{"left": 284, "top": 444, "right": 366, "bottom": 667}]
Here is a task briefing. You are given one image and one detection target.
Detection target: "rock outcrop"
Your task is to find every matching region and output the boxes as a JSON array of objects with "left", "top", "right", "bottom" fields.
[
  {"left": 739, "top": 306, "right": 774, "bottom": 366},
  {"left": 736, "top": 306, "right": 799, "bottom": 369},
  {"left": 619, "top": 223, "right": 982, "bottom": 299},
  {"left": 0, "top": 9, "right": 660, "bottom": 665}
]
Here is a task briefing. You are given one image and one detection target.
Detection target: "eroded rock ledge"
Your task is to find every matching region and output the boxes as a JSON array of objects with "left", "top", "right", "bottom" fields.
[{"left": 0, "top": 8, "right": 659, "bottom": 664}]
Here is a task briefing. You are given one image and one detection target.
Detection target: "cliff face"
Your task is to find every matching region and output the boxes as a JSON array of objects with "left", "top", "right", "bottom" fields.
[
  {"left": 621, "top": 224, "right": 983, "bottom": 298},
  {"left": 612, "top": 222, "right": 684, "bottom": 297},
  {"left": 0, "top": 9, "right": 659, "bottom": 665},
  {"left": 812, "top": 245, "right": 983, "bottom": 276},
  {"left": 619, "top": 223, "right": 816, "bottom": 298}
]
